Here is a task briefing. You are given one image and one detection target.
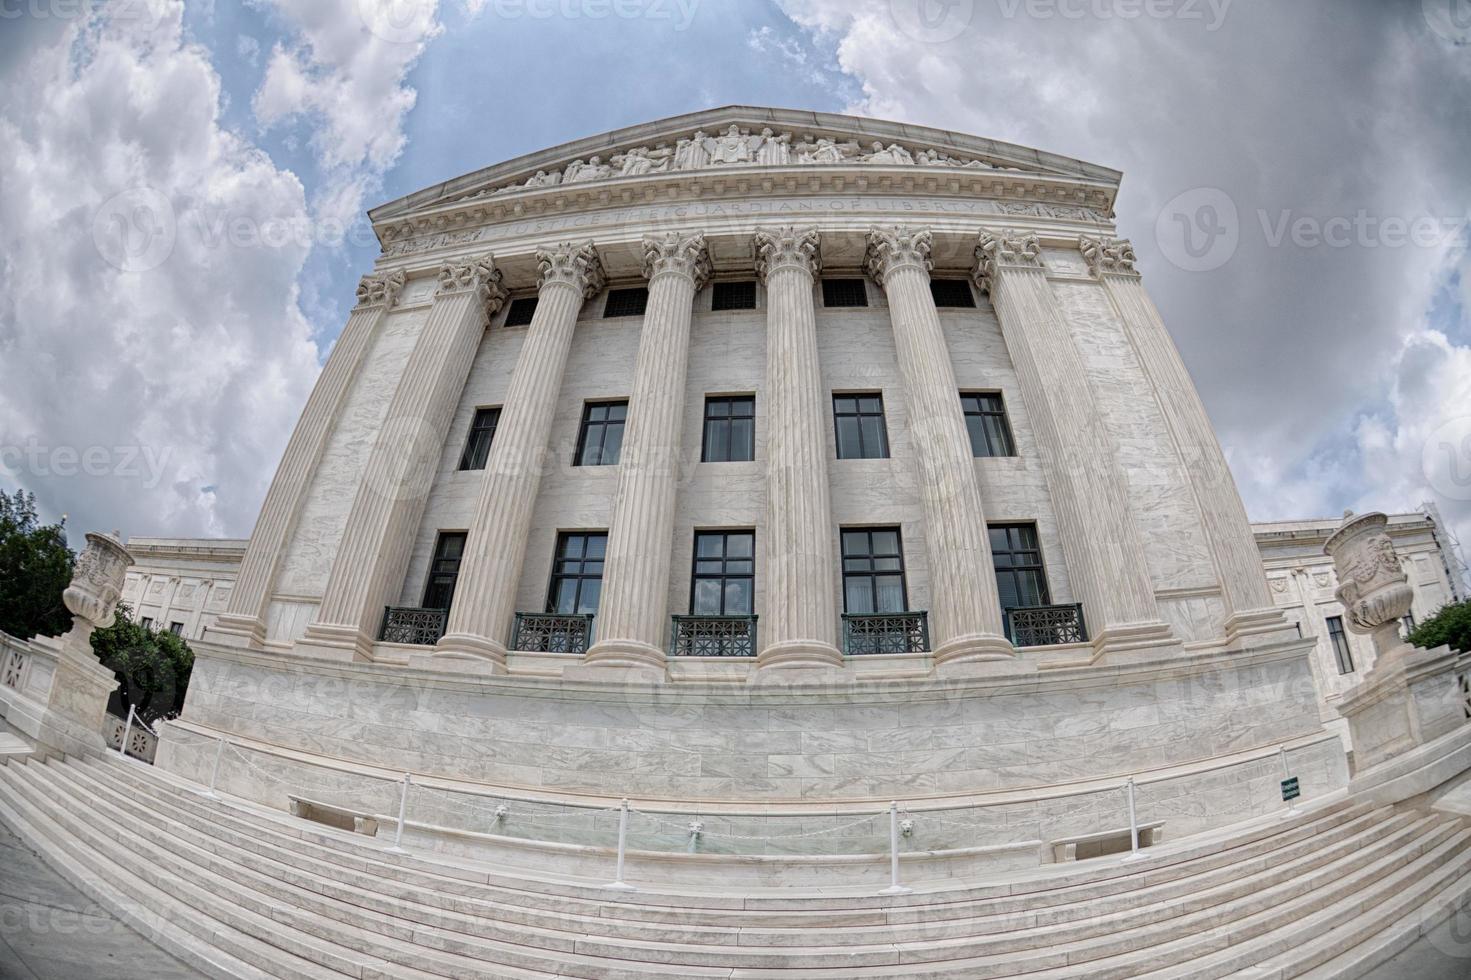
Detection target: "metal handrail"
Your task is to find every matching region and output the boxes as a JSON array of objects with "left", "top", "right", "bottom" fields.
[
  {"left": 1005, "top": 603, "right": 1087, "bottom": 647},
  {"left": 512, "top": 613, "right": 595, "bottom": 654},
  {"left": 842, "top": 611, "right": 929, "bottom": 655},
  {"left": 379, "top": 606, "right": 448, "bottom": 645},
  {"left": 670, "top": 615, "right": 758, "bottom": 657}
]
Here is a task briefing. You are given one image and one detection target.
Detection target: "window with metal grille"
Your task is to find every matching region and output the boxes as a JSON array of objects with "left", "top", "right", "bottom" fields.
[
  {"left": 421, "top": 531, "right": 467, "bottom": 611},
  {"left": 989, "top": 523, "right": 1050, "bottom": 611},
  {"left": 711, "top": 280, "right": 757, "bottom": 311},
  {"left": 961, "top": 392, "right": 1016, "bottom": 457},
  {"left": 458, "top": 407, "right": 501, "bottom": 470},
  {"left": 690, "top": 531, "right": 755, "bottom": 615},
  {"left": 822, "top": 278, "right": 868, "bottom": 308},
  {"left": 930, "top": 279, "right": 976, "bottom": 308},
  {"left": 548, "top": 532, "right": 606, "bottom": 615},
  {"left": 1327, "top": 615, "right": 1355, "bottom": 673},
  {"left": 503, "top": 296, "right": 538, "bottom": 327},
  {"left": 833, "top": 393, "right": 889, "bottom": 459},
  {"left": 842, "top": 528, "right": 908, "bottom": 614},
  {"left": 575, "top": 401, "right": 627, "bottom": 466},
  {"left": 603, "top": 287, "right": 649, "bottom": 318},
  {"left": 702, "top": 396, "right": 755, "bottom": 462}
]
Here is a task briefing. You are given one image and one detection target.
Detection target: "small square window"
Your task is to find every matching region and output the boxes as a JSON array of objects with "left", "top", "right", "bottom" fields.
[
  {"left": 711, "top": 281, "right": 757, "bottom": 311},
  {"left": 603, "top": 287, "right": 649, "bottom": 318},
  {"left": 702, "top": 396, "right": 755, "bottom": 462},
  {"left": 930, "top": 279, "right": 976, "bottom": 308},
  {"left": 503, "top": 296, "right": 538, "bottom": 327},
  {"left": 822, "top": 278, "right": 869, "bottom": 308},
  {"left": 575, "top": 401, "right": 628, "bottom": 465},
  {"left": 168, "top": 621, "right": 184, "bottom": 636},
  {"left": 458, "top": 407, "right": 502, "bottom": 471},
  {"left": 833, "top": 393, "right": 889, "bottom": 459},
  {"left": 961, "top": 392, "right": 1016, "bottom": 457}
]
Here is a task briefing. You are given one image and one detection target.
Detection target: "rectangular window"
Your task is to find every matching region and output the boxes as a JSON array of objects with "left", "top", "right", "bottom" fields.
[
  {"left": 1402, "top": 610, "right": 1417, "bottom": 637},
  {"left": 421, "top": 531, "right": 467, "bottom": 611},
  {"left": 575, "top": 401, "right": 627, "bottom": 466},
  {"left": 711, "top": 280, "right": 757, "bottom": 311},
  {"left": 168, "top": 622, "right": 184, "bottom": 636},
  {"left": 833, "top": 393, "right": 889, "bottom": 459},
  {"left": 961, "top": 392, "right": 1016, "bottom": 457},
  {"left": 930, "top": 279, "right": 976, "bottom": 308},
  {"left": 1327, "top": 615, "right": 1355, "bottom": 674},
  {"left": 702, "top": 396, "right": 755, "bottom": 462},
  {"left": 989, "top": 523, "right": 1050, "bottom": 611},
  {"left": 547, "top": 532, "right": 607, "bottom": 615},
  {"left": 690, "top": 531, "right": 755, "bottom": 615},
  {"left": 458, "top": 407, "right": 501, "bottom": 471},
  {"left": 140, "top": 617, "right": 154, "bottom": 630},
  {"left": 503, "top": 296, "right": 538, "bottom": 327},
  {"left": 603, "top": 287, "right": 649, "bottom": 318},
  {"left": 841, "top": 527, "right": 908, "bottom": 614},
  {"left": 822, "top": 278, "right": 869, "bottom": 308}
]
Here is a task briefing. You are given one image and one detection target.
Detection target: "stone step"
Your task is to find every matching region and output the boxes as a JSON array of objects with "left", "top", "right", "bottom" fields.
[{"left": 55, "top": 755, "right": 1422, "bottom": 963}]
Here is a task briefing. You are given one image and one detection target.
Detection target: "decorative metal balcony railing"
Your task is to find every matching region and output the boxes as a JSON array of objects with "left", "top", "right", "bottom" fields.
[
  {"left": 670, "top": 615, "right": 758, "bottom": 657},
  {"left": 1005, "top": 603, "right": 1088, "bottom": 647},
  {"left": 379, "top": 606, "right": 448, "bottom": 646},
  {"left": 842, "top": 612, "right": 929, "bottom": 656},
  {"left": 513, "top": 613, "right": 595, "bottom": 654}
]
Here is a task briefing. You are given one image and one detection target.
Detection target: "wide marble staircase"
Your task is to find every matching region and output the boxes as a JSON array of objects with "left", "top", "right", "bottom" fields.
[{"left": 2, "top": 752, "right": 1471, "bottom": 979}]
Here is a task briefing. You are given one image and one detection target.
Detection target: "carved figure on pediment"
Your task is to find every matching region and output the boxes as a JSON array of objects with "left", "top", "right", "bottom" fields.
[
  {"left": 564, "top": 156, "right": 613, "bottom": 183},
  {"left": 612, "top": 145, "right": 671, "bottom": 176},
  {"left": 493, "top": 169, "right": 561, "bottom": 195},
  {"left": 708, "top": 124, "right": 757, "bottom": 165},
  {"left": 862, "top": 141, "right": 914, "bottom": 165},
  {"left": 673, "top": 131, "right": 710, "bottom": 171},
  {"left": 756, "top": 128, "right": 790, "bottom": 165},
  {"left": 794, "top": 135, "right": 859, "bottom": 164}
]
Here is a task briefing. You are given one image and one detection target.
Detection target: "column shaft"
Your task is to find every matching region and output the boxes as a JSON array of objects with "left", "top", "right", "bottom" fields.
[
  {"left": 301, "top": 257, "right": 505, "bottom": 661},
  {"left": 754, "top": 227, "right": 842, "bottom": 669},
  {"left": 584, "top": 235, "right": 709, "bottom": 672},
  {"left": 976, "top": 231, "right": 1171, "bottom": 659},
  {"left": 437, "top": 242, "right": 604, "bottom": 664},
  {"left": 866, "top": 228, "right": 1013, "bottom": 665},
  {"left": 210, "top": 272, "right": 403, "bottom": 647}
]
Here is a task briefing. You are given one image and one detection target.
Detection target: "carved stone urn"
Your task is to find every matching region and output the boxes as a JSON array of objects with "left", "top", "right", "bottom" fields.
[
  {"left": 63, "top": 531, "right": 133, "bottom": 634},
  {"left": 1323, "top": 511, "right": 1414, "bottom": 663}
]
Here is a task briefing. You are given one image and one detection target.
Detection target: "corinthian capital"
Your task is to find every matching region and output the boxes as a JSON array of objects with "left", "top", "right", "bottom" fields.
[
  {"left": 752, "top": 226, "right": 821, "bottom": 281},
  {"left": 1078, "top": 235, "right": 1140, "bottom": 278},
  {"left": 437, "top": 254, "right": 508, "bottom": 321},
  {"left": 535, "top": 241, "right": 606, "bottom": 298},
  {"left": 863, "top": 226, "right": 933, "bottom": 288},
  {"left": 354, "top": 269, "right": 406, "bottom": 310},
  {"left": 972, "top": 229, "right": 1043, "bottom": 293},
  {"left": 641, "top": 232, "right": 711, "bottom": 289}
]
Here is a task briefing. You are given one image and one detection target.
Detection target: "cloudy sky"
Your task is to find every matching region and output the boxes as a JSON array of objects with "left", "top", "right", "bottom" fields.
[{"left": 1, "top": 0, "right": 1468, "bottom": 583}]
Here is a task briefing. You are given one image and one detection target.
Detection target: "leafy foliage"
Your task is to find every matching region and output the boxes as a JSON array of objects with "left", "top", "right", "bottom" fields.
[
  {"left": 1407, "top": 599, "right": 1471, "bottom": 654},
  {"left": 91, "top": 603, "right": 195, "bottom": 726},
  {"left": 0, "top": 489, "right": 73, "bottom": 640}
]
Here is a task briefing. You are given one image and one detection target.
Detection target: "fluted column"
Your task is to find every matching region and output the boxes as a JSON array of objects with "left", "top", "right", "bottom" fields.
[
  {"left": 974, "top": 230, "right": 1173, "bottom": 660},
  {"left": 299, "top": 257, "right": 506, "bottom": 661},
  {"left": 209, "top": 271, "right": 404, "bottom": 648},
  {"left": 753, "top": 226, "right": 843, "bottom": 670},
  {"left": 865, "top": 227, "right": 1014, "bottom": 667},
  {"left": 1080, "top": 235, "right": 1288, "bottom": 647},
  {"left": 436, "top": 242, "right": 605, "bottom": 665},
  {"left": 583, "top": 234, "right": 711, "bottom": 674}
]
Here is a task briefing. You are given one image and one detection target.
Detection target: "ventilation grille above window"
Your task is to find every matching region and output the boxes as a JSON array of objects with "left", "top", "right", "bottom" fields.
[
  {"left": 711, "top": 280, "right": 757, "bottom": 311},
  {"left": 503, "top": 296, "right": 538, "bottom": 327},
  {"left": 930, "top": 279, "right": 976, "bottom": 308},
  {"left": 603, "top": 287, "right": 649, "bottom": 318},
  {"left": 822, "top": 278, "right": 869, "bottom": 308}
]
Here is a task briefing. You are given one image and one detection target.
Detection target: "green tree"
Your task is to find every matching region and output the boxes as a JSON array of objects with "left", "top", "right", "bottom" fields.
[
  {"left": 1407, "top": 599, "right": 1471, "bottom": 654},
  {"left": 0, "top": 489, "right": 74, "bottom": 640},
  {"left": 90, "top": 604, "right": 195, "bottom": 725}
]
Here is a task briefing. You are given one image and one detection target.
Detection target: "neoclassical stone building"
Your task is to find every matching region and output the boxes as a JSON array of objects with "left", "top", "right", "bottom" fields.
[{"left": 156, "top": 106, "right": 1353, "bottom": 857}]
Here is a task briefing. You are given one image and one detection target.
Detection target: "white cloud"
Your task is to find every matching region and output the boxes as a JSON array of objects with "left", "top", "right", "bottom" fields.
[{"left": 0, "top": 3, "right": 320, "bottom": 539}]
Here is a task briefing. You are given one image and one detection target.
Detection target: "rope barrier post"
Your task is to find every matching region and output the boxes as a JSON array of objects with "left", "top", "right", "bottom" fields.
[
  {"left": 880, "top": 801, "right": 912, "bottom": 895},
  {"left": 386, "top": 772, "right": 411, "bottom": 853},
  {"left": 204, "top": 735, "right": 226, "bottom": 798},
  {"left": 118, "top": 704, "right": 136, "bottom": 759},
  {"left": 606, "top": 799, "right": 636, "bottom": 891},
  {"left": 1122, "top": 778, "right": 1143, "bottom": 862}
]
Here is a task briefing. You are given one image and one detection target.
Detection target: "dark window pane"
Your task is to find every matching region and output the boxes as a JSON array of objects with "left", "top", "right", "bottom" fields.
[
  {"left": 603, "top": 287, "right": 649, "bottom": 318},
  {"left": 930, "top": 278, "right": 976, "bottom": 308},
  {"left": 725, "top": 580, "right": 753, "bottom": 614},
  {"left": 600, "top": 424, "right": 624, "bottom": 465},
  {"left": 576, "top": 401, "right": 628, "bottom": 467},
  {"left": 822, "top": 278, "right": 869, "bottom": 308},
  {"left": 835, "top": 416, "right": 862, "bottom": 458},
  {"left": 459, "top": 407, "right": 502, "bottom": 471},
  {"left": 693, "top": 579, "right": 722, "bottom": 614},
  {"left": 705, "top": 421, "right": 729, "bottom": 463},
  {"left": 834, "top": 393, "right": 889, "bottom": 460},
  {"left": 990, "top": 522, "right": 1050, "bottom": 616},
  {"left": 503, "top": 296, "right": 538, "bottom": 326},
  {"left": 962, "top": 391, "right": 1016, "bottom": 458},
  {"left": 711, "top": 280, "right": 757, "bottom": 311},
  {"left": 688, "top": 529, "right": 757, "bottom": 617},
  {"left": 548, "top": 531, "right": 607, "bottom": 616},
  {"left": 703, "top": 396, "right": 757, "bottom": 463},
  {"left": 845, "top": 580, "right": 874, "bottom": 614},
  {"left": 422, "top": 531, "right": 468, "bottom": 610},
  {"left": 727, "top": 534, "right": 753, "bottom": 558},
  {"left": 841, "top": 527, "right": 908, "bottom": 615},
  {"left": 729, "top": 419, "right": 755, "bottom": 461},
  {"left": 860, "top": 417, "right": 887, "bottom": 458}
]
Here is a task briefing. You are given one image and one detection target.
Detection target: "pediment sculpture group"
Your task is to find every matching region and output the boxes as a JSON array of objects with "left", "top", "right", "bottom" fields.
[{"left": 473, "top": 124, "right": 1012, "bottom": 200}]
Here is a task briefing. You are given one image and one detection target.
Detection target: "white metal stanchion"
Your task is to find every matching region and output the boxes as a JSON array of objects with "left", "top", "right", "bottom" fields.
[
  {"left": 880, "top": 801, "right": 912, "bottom": 895},
  {"left": 118, "top": 705, "right": 136, "bottom": 758},
  {"left": 203, "top": 735, "right": 227, "bottom": 798},
  {"left": 386, "top": 772, "right": 412, "bottom": 853},
  {"left": 1122, "top": 778, "right": 1143, "bottom": 862},
  {"left": 606, "top": 799, "right": 636, "bottom": 891}
]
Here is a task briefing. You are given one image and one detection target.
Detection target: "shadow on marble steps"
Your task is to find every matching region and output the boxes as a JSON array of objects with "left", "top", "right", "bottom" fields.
[{"left": 1, "top": 754, "right": 1470, "bottom": 979}]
